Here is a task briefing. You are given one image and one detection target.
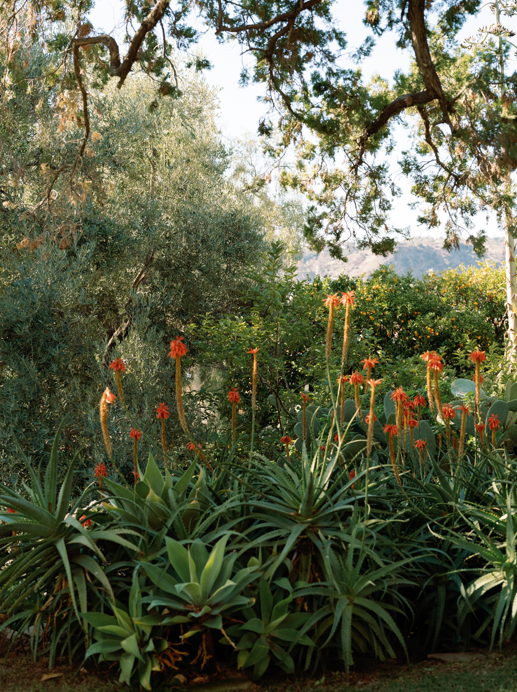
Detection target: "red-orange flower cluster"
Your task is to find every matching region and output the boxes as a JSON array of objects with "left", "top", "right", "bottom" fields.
[
  {"left": 383, "top": 424, "right": 398, "bottom": 436},
  {"left": 414, "top": 395, "right": 426, "bottom": 408},
  {"left": 488, "top": 414, "right": 501, "bottom": 431},
  {"left": 323, "top": 293, "right": 341, "bottom": 308},
  {"left": 109, "top": 358, "right": 126, "bottom": 371},
  {"left": 168, "top": 336, "right": 188, "bottom": 359},
  {"left": 350, "top": 372, "right": 364, "bottom": 386},
  {"left": 129, "top": 428, "right": 142, "bottom": 440},
  {"left": 228, "top": 387, "right": 241, "bottom": 404},
  {"left": 94, "top": 463, "right": 107, "bottom": 478},
  {"left": 391, "top": 387, "right": 407, "bottom": 403},
  {"left": 156, "top": 402, "right": 170, "bottom": 419},
  {"left": 80, "top": 515, "right": 92, "bottom": 529},
  {"left": 341, "top": 291, "right": 355, "bottom": 306},
  {"left": 104, "top": 388, "right": 116, "bottom": 404},
  {"left": 470, "top": 350, "right": 486, "bottom": 364},
  {"left": 442, "top": 404, "right": 455, "bottom": 420}
]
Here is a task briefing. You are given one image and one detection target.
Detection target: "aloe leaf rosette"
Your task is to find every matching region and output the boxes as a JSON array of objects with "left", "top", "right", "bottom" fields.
[
  {"left": 0, "top": 424, "right": 140, "bottom": 630},
  {"left": 142, "top": 535, "right": 260, "bottom": 634},
  {"left": 83, "top": 571, "right": 166, "bottom": 691}
]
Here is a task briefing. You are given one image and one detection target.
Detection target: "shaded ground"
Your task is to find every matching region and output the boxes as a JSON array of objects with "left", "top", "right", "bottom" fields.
[{"left": 1, "top": 639, "right": 516, "bottom": 692}]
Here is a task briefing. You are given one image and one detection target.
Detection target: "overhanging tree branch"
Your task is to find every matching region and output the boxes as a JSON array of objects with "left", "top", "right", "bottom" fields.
[
  {"left": 73, "top": 0, "right": 171, "bottom": 88},
  {"left": 215, "top": 0, "right": 322, "bottom": 35}
]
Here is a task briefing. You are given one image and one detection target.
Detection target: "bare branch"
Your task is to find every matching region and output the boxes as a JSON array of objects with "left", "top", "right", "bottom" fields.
[
  {"left": 102, "top": 250, "right": 155, "bottom": 366},
  {"left": 407, "top": 0, "right": 454, "bottom": 130},
  {"left": 74, "top": 34, "right": 121, "bottom": 75},
  {"left": 70, "top": 43, "right": 90, "bottom": 180},
  {"left": 362, "top": 89, "right": 434, "bottom": 140},
  {"left": 73, "top": 0, "right": 171, "bottom": 87}
]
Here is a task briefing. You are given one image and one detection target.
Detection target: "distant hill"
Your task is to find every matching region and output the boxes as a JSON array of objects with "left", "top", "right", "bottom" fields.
[{"left": 297, "top": 236, "right": 505, "bottom": 280}]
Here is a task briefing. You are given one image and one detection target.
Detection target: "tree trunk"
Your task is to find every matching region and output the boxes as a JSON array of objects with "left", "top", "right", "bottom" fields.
[{"left": 504, "top": 214, "right": 517, "bottom": 361}]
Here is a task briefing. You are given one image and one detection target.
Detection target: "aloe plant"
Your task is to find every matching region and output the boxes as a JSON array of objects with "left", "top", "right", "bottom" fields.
[
  {"left": 300, "top": 527, "right": 413, "bottom": 674},
  {"left": 103, "top": 452, "right": 209, "bottom": 534},
  {"left": 451, "top": 494, "right": 517, "bottom": 648},
  {"left": 222, "top": 576, "right": 315, "bottom": 681},
  {"left": 83, "top": 570, "right": 166, "bottom": 690},
  {"left": 142, "top": 535, "right": 260, "bottom": 636},
  {"left": 0, "top": 423, "right": 140, "bottom": 662},
  {"left": 240, "top": 448, "right": 357, "bottom": 576}
]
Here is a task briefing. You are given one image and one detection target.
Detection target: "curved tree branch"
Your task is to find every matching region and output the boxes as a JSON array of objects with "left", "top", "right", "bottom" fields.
[
  {"left": 407, "top": 0, "right": 453, "bottom": 129},
  {"left": 215, "top": 0, "right": 322, "bottom": 35},
  {"left": 73, "top": 0, "right": 171, "bottom": 88}
]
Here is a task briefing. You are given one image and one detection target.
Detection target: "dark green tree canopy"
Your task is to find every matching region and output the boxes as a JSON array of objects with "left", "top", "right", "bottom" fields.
[{"left": 4, "top": 0, "right": 515, "bottom": 260}]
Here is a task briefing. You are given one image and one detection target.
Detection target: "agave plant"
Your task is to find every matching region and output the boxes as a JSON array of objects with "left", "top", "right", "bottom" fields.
[
  {"left": 103, "top": 452, "right": 206, "bottom": 533},
  {"left": 236, "top": 447, "right": 358, "bottom": 578},
  {"left": 0, "top": 423, "right": 140, "bottom": 660},
  {"left": 83, "top": 570, "right": 167, "bottom": 690},
  {"left": 451, "top": 493, "right": 517, "bottom": 648},
  {"left": 299, "top": 525, "right": 413, "bottom": 674},
  {"left": 142, "top": 535, "right": 260, "bottom": 637},
  {"left": 221, "top": 576, "right": 315, "bottom": 681},
  {"left": 103, "top": 451, "right": 240, "bottom": 541}
]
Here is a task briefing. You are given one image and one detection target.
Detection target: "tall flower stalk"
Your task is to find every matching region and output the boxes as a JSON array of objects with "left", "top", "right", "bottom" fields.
[
  {"left": 109, "top": 358, "right": 126, "bottom": 403},
  {"left": 350, "top": 372, "right": 364, "bottom": 421},
  {"left": 470, "top": 349, "right": 486, "bottom": 420},
  {"left": 129, "top": 428, "right": 142, "bottom": 485},
  {"left": 169, "top": 337, "right": 189, "bottom": 433},
  {"left": 247, "top": 348, "right": 259, "bottom": 411},
  {"left": 415, "top": 439, "right": 427, "bottom": 474},
  {"left": 95, "top": 462, "right": 107, "bottom": 490},
  {"left": 301, "top": 392, "right": 309, "bottom": 441},
  {"left": 458, "top": 404, "right": 470, "bottom": 460},
  {"left": 324, "top": 294, "right": 341, "bottom": 361},
  {"left": 281, "top": 435, "right": 293, "bottom": 463},
  {"left": 391, "top": 387, "right": 407, "bottom": 443},
  {"left": 442, "top": 404, "right": 455, "bottom": 445},
  {"left": 421, "top": 352, "right": 438, "bottom": 414},
  {"left": 476, "top": 422, "right": 486, "bottom": 448},
  {"left": 340, "top": 290, "right": 355, "bottom": 371},
  {"left": 337, "top": 375, "right": 348, "bottom": 428},
  {"left": 488, "top": 414, "right": 501, "bottom": 448},
  {"left": 428, "top": 356, "right": 444, "bottom": 415},
  {"left": 156, "top": 402, "right": 169, "bottom": 463},
  {"left": 362, "top": 358, "right": 379, "bottom": 390},
  {"left": 247, "top": 348, "right": 259, "bottom": 459},
  {"left": 384, "top": 424, "right": 401, "bottom": 486},
  {"left": 100, "top": 387, "right": 116, "bottom": 459},
  {"left": 414, "top": 394, "right": 426, "bottom": 422},
  {"left": 408, "top": 417, "right": 418, "bottom": 451},
  {"left": 228, "top": 387, "right": 240, "bottom": 442},
  {"left": 366, "top": 379, "right": 382, "bottom": 458}
]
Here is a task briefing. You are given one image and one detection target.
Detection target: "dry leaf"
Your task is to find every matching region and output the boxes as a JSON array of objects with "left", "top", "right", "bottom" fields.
[
  {"left": 91, "top": 131, "right": 102, "bottom": 143},
  {"left": 40, "top": 672, "right": 63, "bottom": 682},
  {"left": 172, "top": 674, "right": 187, "bottom": 684},
  {"left": 77, "top": 22, "right": 93, "bottom": 38}
]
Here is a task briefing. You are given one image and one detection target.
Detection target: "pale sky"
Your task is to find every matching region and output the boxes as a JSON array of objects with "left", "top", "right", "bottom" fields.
[{"left": 88, "top": 1, "right": 511, "bottom": 240}]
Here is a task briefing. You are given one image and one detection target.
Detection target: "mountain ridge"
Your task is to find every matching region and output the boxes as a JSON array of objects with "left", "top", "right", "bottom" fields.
[{"left": 297, "top": 236, "right": 505, "bottom": 280}]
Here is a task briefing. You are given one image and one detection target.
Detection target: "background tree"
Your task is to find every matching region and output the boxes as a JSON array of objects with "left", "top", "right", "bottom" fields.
[{"left": 0, "top": 53, "right": 269, "bottom": 464}]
